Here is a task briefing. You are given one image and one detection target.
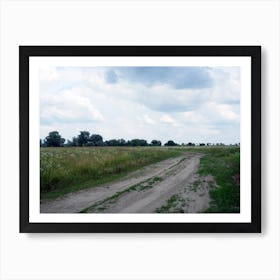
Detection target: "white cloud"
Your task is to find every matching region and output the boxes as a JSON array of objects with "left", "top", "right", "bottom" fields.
[
  {"left": 40, "top": 66, "right": 240, "bottom": 144},
  {"left": 40, "top": 88, "right": 104, "bottom": 124},
  {"left": 203, "top": 102, "right": 240, "bottom": 123},
  {"left": 180, "top": 111, "right": 207, "bottom": 124},
  {"left": 142, "top": 114, "right": 156, "bottom": 125},
  {"left": 218, "top": 105, "right": 240, "bottom": 121},
  {"left": 160, "top": 114, "right": 176, "bottom": 124},
  {"left": 209, "top": 67, "right": 240, "bottom": 104}
]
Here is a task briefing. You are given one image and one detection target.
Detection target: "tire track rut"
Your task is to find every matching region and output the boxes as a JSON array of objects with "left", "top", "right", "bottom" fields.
[{"left": 86, "top": 154, "right": 202, "bottom": 213}]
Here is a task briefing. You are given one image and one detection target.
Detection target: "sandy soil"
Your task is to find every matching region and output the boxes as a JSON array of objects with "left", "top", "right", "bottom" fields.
[
  {"left": 156, "top": 174, "right": 217, "bottom": 213},
  {"left": 41, "top": 153, "right": 213, "bottom": 213}
]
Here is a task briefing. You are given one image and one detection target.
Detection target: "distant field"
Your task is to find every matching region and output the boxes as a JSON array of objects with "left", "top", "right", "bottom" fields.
[{"left": 40, "top": 146, "right": 240, "bottom": 213}]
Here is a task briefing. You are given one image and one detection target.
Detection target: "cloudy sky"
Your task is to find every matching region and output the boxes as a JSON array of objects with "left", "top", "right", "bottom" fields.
[{"left": 40, "top": 66, "right": 240, "bottom": 144}]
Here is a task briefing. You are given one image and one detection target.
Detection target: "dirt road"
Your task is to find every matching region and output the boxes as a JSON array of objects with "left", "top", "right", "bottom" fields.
[{"left": 41, "top": 153, "right": 212, "bottom": 213}]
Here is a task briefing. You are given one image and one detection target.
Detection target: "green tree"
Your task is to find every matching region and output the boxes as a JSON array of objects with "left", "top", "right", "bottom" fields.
[
  {"left": 45, "top": 131, "right": 65, "bottom": 147},
  {"left": 88, "top": 134, "right": 103, "bottom": 146},
  {"left": 77, "top": 131, "right": 90, "bottom": 146},
  {"left": 164, "top": 140, "right": 177, "bottom": 146},
  {"left": 104, "top": 139, "right": 126, "bottom": 146},
  {"left": 151, "top": 140, "right": 162, "bottom": 146},
  {"left": 71, "top": 136, "right": 79, "bottom": 146},
  {"left": 105, "top": 139, "right": 119, "bottom": 146},
  {"left": 129, "top": 139, "right": 148, "bottom": 146},
  {"left": 118, "top": 139, "right": 126, "bottom": 146}
]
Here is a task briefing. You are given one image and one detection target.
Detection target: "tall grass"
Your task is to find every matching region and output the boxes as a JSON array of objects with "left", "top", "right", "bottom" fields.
[{"left": 40, "top": 146, "right": 181, "bottom": 199}]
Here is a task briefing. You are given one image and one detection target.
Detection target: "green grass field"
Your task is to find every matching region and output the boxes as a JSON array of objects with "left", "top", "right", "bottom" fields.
[{"left": 40, "top": 146, "right": 240, "bottom": 212}]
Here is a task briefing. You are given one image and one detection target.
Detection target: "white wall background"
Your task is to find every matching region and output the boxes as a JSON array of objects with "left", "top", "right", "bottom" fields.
[{"left": 0, "top": 0, "right": 279, "bottom": 279}]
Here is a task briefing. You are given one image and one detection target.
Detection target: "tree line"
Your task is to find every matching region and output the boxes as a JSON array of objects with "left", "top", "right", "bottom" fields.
[
  {"left": 40, "top": 131, "right": 185, "bottom": 147},
  {"left": 40, "top": 130, "right": 236, "bottom": 148}
]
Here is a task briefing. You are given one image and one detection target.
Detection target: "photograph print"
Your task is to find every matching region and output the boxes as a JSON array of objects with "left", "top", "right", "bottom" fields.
[{"left": 20, "top": 46, "right": 261, "bottom": 232}]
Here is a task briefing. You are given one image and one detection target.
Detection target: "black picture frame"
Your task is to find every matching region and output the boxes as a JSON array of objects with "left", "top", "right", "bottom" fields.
[{"left": 20, "top": 46, "right": 261, "bottom": 233}]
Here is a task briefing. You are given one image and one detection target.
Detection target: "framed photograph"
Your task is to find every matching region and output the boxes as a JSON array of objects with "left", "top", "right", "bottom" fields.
[{"left": 20, "top": 46, "right": 261, "bottom": 233}]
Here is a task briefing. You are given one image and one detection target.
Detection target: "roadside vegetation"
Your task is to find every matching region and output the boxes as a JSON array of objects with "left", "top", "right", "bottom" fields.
[{"left": 197, "top": 146, "right": 240, "bottom": 213}]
